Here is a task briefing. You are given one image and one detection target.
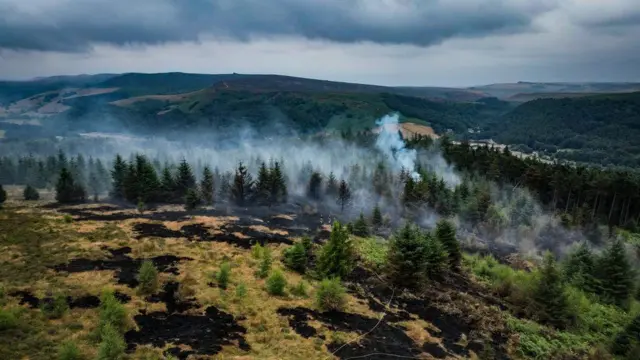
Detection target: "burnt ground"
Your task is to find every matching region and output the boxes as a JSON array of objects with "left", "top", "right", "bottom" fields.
[
  {"left": 125, "top": 306, "right": 250, "bottom": 360},
  {"left": 132, "top": 222, "right": 296, "bottom": 249},
  {"left": 145, "top": 281, "right": 198, "bottom": 314},
  {"left": 9, "top": 290, "right": 130, "bottom": 309},
  {"left": 51, "top": 246, "right": 191, "bottom": 288},
  {"left": 277, "top": 307, "right": 437, "bottom": 360}
]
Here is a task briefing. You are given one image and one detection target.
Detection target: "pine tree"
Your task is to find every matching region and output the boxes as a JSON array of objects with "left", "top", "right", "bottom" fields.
[
  {"left": 134, "top": 155, "right": 160, "bottom": 203},
  {"left": 160, "top": 165, "right": 175, "bottom": 200},
  {"left": 283, "top": 242, "right": 308, "bottom": 273},
  {"left": 326, "top": 172, "right": 338, "bottom": 197},
  {"left": 254, "top": 162, "right": 271, "bottom": 205},
  {"left": 387, "top": 223, "right": 429, "bottom": 288},
  {"left": 563, "top": 242, "right": 598, "bottom": 294},
  {"left": 352, "top": 212, "right": 370, "bottom": 237},
  {"left": 56, "top": 168, "right": 85, "bottom": 204},
  {"left": 597, "top": 238, "right": 634, "bottom": 307},
  {"left": 435, "top": 219, "right": 461, "bottom": 270},
  {"left": 337, "top": 180, "right": 351, "bottom": 212},
  {"left": 175, "top": 159, "right": 196, "bottom": 200},
  {"left": 533, "top": 253, "right": 572, "bottom": 329},
  {"left": 123, "top": 162, "right": 138, "bottom": 203},
  {"left": 185, "top": 188, "right": 202, "bottom": 211},
  {"left": 371, "top": 205, "right": 383, "bottom": 230},
  {"left": 307, "top": 171, "right": 323, "bottom": 200},
  {"left": 269, "top": 161, "right": 287, "bottom": 204},
  {"left": 424, "top": 232, "right": 448, "bottom": 279},
  {"left": 317, "top": 221, "right": 354, "bottom": 279},
  {"left": 110, "top": 155, "right": 127, "bottom": 200},
  {"left": 23, "top": 184, "right": 40, "bottom": 200},
  {"left": 0, "top": 184, "right": 6, "bottom": 206},
  {"left": 200, "top": 166, "right": 215, "bottom": 205},
  {"left": 231, "top": 162, "right": 254, "bottom": 206}
]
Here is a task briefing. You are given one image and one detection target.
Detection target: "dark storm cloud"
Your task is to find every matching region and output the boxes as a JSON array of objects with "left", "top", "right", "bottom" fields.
[{"left": 0, "top": 0, "right": 557, "bottom": 52}]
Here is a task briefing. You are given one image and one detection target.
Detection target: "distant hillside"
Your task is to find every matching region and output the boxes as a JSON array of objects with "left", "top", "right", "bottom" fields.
[
  {"left": 476, "top": 92, "right": 640, "bottom": 167},
  {"left": 470, "top": 81, "right": 640, "bottom": 99}
]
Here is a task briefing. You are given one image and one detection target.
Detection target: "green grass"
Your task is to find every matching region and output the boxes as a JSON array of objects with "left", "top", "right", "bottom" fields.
[{"left": 354, "top": 237, "right": 388, "bottom": 270}]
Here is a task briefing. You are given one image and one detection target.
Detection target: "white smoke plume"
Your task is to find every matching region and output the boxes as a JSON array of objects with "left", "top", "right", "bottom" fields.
[{"left": 375, "top": 113, "right": 420, "bottom": 180}]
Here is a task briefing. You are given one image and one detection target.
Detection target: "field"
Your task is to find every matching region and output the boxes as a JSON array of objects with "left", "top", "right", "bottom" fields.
[{"left": 0, "top": 186, "right": 514, "bottom": 360}]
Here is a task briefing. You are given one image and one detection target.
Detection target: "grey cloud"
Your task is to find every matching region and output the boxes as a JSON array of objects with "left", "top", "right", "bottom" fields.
[{"left": 0, "top": 0, "right": 556, "bottom": 52}]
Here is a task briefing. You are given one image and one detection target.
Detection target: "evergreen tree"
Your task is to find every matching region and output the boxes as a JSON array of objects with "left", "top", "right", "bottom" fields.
[
  {"left": 56, "top": 168, "right": 85, "bottom": 204},
  {"left": 533, "top": 253, "right": 572, "bottom": 329},
  {"left": 352, "top": 212, "right": 370, "bottom": 237},
  {"left": 283, "top": 242, "right": 308, "bottom": 273},
  {"left": 0, "top": 184, "right": 6, "bottom": 206},
  {"left": 185, "top": 188, "right": 202, "bottom": 211},
  {"left": 387, "top": 223, "right": 429, "bottom": 288},
  {"left": 597, "top": 238, "right": 634, "bottom": 307},
  {"left": 269, "top": 161, "right": 287, "bottom": 204},
  {"left": 200, "top": 165, "right": 215, "bottom": 205},
  {"left": 337, "top": 180, "right": 351, "bottom": 212},
  {"left": 317, "top": 221, "right": 354, "bottom": 279},
  {"left": 133, "top": 155, "right": 160, "bottom": 203},
  {"left": 424, "top": 232, "right": 448, "bottom": 279},
  {"left": 371, "top": 204, "right": 383, "bottom": 229},
  {"left": 109, "top": 155, "right": 127, "bottom": 200},
  {"left": 254, "top": 162, "right": 271, "bottom": 205},
  {"left": 160, "top": 165, "right": 175, "bottom": 199},
  {"left": 563, "top": 242, "right": 598, "bottom": 294},
  {"left": 175, "top": 159, "right": 196, "bottom": 199},
  {"left": 123, "top": 162, "right": 138, "bottom": 203},
  {"left": 307, "top": 171, "right": 323, "bottom": 200},
  {"left": 231, "top": 162, "right": 254, "bottom": 206},
  {"left": 326, "top": 172, "right": 338, "bottom": 197},
  {"left": 23, "top": 184, "right": 40, "bottom": 200},
  {"left": 435, "top": 219, "right": 461, "bottom": 270}
]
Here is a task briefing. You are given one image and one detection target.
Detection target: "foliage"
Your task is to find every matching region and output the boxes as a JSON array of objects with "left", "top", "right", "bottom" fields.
[
  {"left": 137, "top": 260, "right": 159, "bottom": 295},
  {"left": 55, "top": 167, "right": 86, "bottom": 203},
  {"left": 184, "top": 188, "right": 202, "bottom": 211},
  {"left": 200, "top": 165, "right": 215, "bottom": 205},
  {"left": 291, "top": 281, "right": 309, "bottom": 297},
  {"left": 316, "top": 278, "right": 346, "bottom": 312},
  {"left": 0, "top": 307, "right": 18, "bottom": 331},
  {"left": 97, "top": 322, "right": 126, "bottom": 360},
  {"left": 283, "top": 242, "right": 308, "bottom": 273},
  {"left": 0, "top": 184, "right": 6, "bottom": 206},
  {"left": 317, "top": 221, "right": 354, "bottom": 279},
  {"left": 266, "top": 269, "right": 287, "bottom": 296},
  {"left": 235, "top": 283, "right": 247, "bottom": 299},
  {"left": 337, "top": 180, "right": 351, "bottom": 212},
  {"left": 533, "top": 253, "right": 573, "bottom": 329},
  {"left": 23, "top": 184, "right": 39, "bottom": 200},
  {"left": 371, "top": 205, "right": 383, "bottom": 229},
  {"left": 231, "top": 162, "right": 254, "bottom": 206},
  {"left": 57, "top": 341, "right": 83, "bottom": 360},
  {"left": 596, "top": 238, "right": 635, "bottom": 308},
  {"left": 256, "top": 246, "right": 272, "bottom": 279},
  {"left": 386, "top": 223, "right": 429, "bottom": 288},
  {"left": 435, "top": 219, "right": 461, "bottom": 270},
  {"left": 40, "top": 293, "right": 69, "bottom": 319},
  {"left": 355, "top": 237, "right": 388, "bottom": 270},
  {"left": 217, "top": 262, "right": 231, "bottom": 290},
  {"left": 98, "top": 290, "right": 128, "bottom": 336},
  {"left": 352, "top": 212, "right": 370, "bottom": 237},
  {"left": 307, "top": 171, "right": 323, "bottom": 200}
]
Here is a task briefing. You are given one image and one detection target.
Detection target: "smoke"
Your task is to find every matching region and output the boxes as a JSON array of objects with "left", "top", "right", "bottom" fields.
[{"left": 374, "top": 113, "right": 420, "bottom": 180}]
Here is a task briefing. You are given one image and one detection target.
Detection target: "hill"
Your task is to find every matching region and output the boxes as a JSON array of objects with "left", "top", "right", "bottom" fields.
[
  {"left": 470, "top": 81, "right": 640, "bottom": 99},
  {"left": 476, "top": 92, "right": 640, "bottom": 167}
]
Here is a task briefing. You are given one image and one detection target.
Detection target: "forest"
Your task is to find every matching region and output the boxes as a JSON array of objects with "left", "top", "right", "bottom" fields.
[{"left": 1, "top": 119, "right": 640, "bottom": 359}]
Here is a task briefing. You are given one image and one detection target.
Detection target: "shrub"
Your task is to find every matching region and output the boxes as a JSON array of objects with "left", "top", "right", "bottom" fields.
[
  {"left": 301, "top": 236, "right": 313, "bottom": 255},
  {"left": 97, "top": 323, "right": 126, "bottom": 360},
  {"left": 256, "top": 247, "right": 272, "bottom": 279},
  {"left": 98, "top": 290, "right": 128, "bottom": 336},
  {"left": 266, "top": 270, "right": 287, "bottom": 296},
  {"left": 316, "top": 278, "right": 346, "bottom": 311},
  {"left": 63, "top": 214, "right": 73, "bottom": 223},
  {"left": 283, "top": 242, "right": 307, "bottom": 273},
  {"left": 387, "top": 223, "right": 428, "bottom": 288},
  {"left": 217, "top": 262, "right": 231, "bottom": 289},
  {"left": 57, "top": 341, "right": 82, "bottom": 360},
  {"left": 23, "top": 185, "right": 40, "bottom": 201},
  {"left": 251, "top": 243, "right": 264, "bottom": 259},
  {"left": 235, "top": 283, "right": 247, "bottom": 299},
  {"left": 41, "top": 293, "right": 69, "bottom": 319},
  {"left": 435, "top": 219, "right": 461, "bottom": 270},
  {"left": 317, "top": 221, "right": 354, "bottom": 279},
  {"left": 0, "top": 308, "right": 18, "bottom": 331},
  {"left": 291, "top": 281, "right": 309, "bottom": 297},
  {"left": 137, "top": 260, "right": 159, "bottom": 295},
  {"left": 352, "top": 212, "right": 370, "bottom": 237},
  {"left": 533, "top": 253, "right": 573, "bottom": 329}
]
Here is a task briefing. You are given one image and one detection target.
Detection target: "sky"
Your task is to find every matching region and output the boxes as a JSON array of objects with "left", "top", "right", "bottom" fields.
[{"left": 0, "top": 0, "right": 639, "bottom": 87}]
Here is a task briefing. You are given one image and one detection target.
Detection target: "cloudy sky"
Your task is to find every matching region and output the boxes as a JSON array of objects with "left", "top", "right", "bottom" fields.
[{"left": 1, "top": 0, "right": 639, "bottom": 86}]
